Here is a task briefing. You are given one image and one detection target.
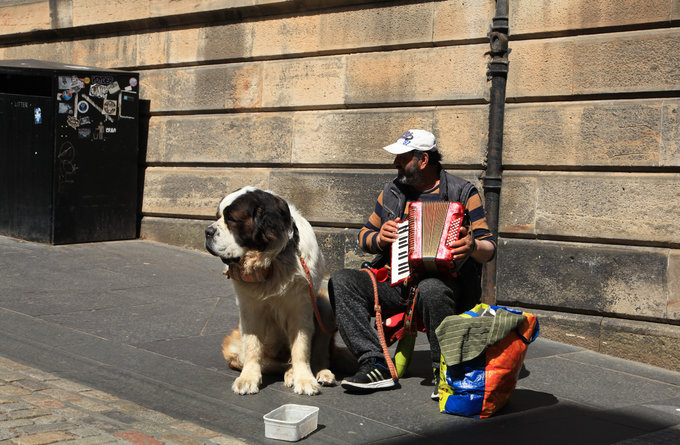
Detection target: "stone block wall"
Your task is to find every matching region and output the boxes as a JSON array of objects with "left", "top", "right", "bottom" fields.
[
  {"left": 1, "top": 0, "right": 678, "bottom": 370},
  {"left": 498, "top": 1, "right": 680, "bottom": 370}
]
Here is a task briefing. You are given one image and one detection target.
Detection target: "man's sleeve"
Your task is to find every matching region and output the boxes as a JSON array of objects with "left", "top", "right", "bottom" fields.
[
  {"left": 465, "top": 189, "right": 497, "bottom": 249},
  {"left": 357, "top": 191, "right": 385, "bottom": 254}
]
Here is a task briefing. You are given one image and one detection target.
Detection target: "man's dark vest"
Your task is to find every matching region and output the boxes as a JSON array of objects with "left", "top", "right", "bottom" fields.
[
  {"left": 374, "top": 169, "right": 483, "bottom": 301},
  {"left": 380, "top": 169, "right": 476, "bottom": 225}
]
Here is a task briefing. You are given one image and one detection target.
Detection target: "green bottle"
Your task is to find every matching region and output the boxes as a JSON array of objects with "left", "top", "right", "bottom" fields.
[{"left": 394, "top": 334, "right": 416, "bottom": 378}]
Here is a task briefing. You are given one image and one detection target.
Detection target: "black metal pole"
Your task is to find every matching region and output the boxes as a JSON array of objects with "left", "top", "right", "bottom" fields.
[{"left": 482, "top": 0, "right": 509, "bottom": 304}]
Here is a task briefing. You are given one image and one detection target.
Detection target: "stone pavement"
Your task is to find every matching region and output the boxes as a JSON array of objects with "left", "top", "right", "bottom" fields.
[
  {"left": 0, "top": 356, "right": 245, "bottom": 445},
  {"left": 1, "top": 236, "right": 680, "bottom": 445}
]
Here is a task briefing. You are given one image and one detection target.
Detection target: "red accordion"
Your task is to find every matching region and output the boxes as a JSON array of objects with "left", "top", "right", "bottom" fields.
[{"left": 391, "top": 201, "right": 466, "bottom": 286}]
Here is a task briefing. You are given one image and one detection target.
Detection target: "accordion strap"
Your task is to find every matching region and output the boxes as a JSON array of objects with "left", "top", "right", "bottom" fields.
[
  {"left": 390, "top": 283, "right": 420, "bottom": 344},
  {"left": 403, "top": 285, "right": 419, "bottom": 336},
  {"left": 362, "top": 268, "right": 399, "bottom": 382}
]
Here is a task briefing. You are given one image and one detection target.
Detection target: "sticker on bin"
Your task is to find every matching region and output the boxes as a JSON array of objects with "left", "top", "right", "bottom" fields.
[{"left": 263, "top": 404, "right": 319, "bottom": 441}]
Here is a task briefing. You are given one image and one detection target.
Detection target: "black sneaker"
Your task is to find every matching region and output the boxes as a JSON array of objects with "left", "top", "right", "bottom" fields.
[
  {"left": 341, "top": 358, "right": 395, "bottom": 391},
  {"left": 431, "top": 368, "right": 440, "bottom": 400}
]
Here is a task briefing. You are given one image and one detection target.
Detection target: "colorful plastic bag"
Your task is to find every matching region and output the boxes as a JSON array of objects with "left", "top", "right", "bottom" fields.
[{"left": 435, "top": 304, "right": 539, "bottom": 418}]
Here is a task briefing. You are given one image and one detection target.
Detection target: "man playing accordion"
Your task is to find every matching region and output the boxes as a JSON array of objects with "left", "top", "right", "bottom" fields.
[{"left": 329, "top": 129, "right": 496, "bottom": 397}]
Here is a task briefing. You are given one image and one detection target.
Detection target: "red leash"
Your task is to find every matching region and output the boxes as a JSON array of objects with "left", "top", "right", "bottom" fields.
[
  {"left": 299, "top": 256, "right": 333, "bottom": 336},
  {"left": 362, "top": 268, "right": 399, "bottom": 382}
]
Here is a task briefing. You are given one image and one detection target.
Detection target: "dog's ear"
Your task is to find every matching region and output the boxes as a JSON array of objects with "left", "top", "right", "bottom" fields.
[{"left": 252, "top": 192, "right": 293, "bottom": 248}]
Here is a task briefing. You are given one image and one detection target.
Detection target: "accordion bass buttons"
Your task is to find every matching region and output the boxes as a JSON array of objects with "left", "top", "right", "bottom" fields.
[{"left": 445, "top": 219, "right": 463, "bottom": 248}]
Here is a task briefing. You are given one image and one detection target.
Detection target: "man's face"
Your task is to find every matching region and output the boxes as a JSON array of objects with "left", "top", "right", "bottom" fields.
[{"left": 393, "top": 151, "right": 421, "bottom": 185}]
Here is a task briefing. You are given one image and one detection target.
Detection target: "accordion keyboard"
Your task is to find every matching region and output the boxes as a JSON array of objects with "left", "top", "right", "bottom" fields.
[{"left": 390, "top": 219, "right": 410, "bottom": 286}]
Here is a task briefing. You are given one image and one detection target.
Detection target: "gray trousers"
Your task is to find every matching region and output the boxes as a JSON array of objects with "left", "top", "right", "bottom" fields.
[{"left": 329, "top": 268, "right": 478, "bottom": 370}]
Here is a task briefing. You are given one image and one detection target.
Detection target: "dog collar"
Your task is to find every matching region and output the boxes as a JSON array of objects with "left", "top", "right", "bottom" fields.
[{"left": 226, "top": 263, "right": 272, "bottom": 283}]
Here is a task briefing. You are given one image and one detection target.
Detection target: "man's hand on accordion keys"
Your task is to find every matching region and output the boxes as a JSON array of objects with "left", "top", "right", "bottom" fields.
[{"left": 377, "top": 219, "right": 402, "bottom": 250}]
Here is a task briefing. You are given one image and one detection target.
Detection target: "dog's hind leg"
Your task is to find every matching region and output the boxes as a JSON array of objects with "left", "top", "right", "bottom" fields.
[
  {"left": 222, "top": 329, "right": 244, "bottom": 370},
  {"left": 223, "top": 329, "right": 289, "bottom": 374},
  {"left": 310, "top": 291, "right": 336, "bottom": 386}
]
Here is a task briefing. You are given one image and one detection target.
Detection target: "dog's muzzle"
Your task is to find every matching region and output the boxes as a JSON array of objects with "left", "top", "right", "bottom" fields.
[
  {"left": 205, "top": 225, "right": 241, "bottom": 264},
  {"left": 204, "top": 225, "right": 223, "bottom": 258}
]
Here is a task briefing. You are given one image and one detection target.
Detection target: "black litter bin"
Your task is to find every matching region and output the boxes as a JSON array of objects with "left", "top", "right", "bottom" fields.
[{"left": 0, "top": 59, "right": 139, "bottom": 244}]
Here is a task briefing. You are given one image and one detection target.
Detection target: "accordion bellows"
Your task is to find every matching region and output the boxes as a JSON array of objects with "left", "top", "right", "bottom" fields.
[{"left": 391, "top": 201, "right": 466, "bottom": 286}]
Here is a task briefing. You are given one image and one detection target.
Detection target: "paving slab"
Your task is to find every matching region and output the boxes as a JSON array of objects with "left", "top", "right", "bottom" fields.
[{"left": 0, "top": 236, "right": 679, "bottom": 444}]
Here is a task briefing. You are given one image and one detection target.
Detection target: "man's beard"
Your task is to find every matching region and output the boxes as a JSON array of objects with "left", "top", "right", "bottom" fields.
[{"left": 397, "top": 162, "right": 420, "bottom": 186}]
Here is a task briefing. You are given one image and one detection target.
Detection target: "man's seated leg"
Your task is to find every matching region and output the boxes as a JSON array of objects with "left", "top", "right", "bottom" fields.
[
  {"left": 415, "top": 277, "right": 460, "bottom": 368},
  {"left": 329, "top": 268, "right": 402, "bottom": 392}
]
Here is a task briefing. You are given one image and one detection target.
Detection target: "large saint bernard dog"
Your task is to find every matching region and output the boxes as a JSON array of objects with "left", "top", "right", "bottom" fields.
[{"left": 205, "top": 186, "right": 338, "bottom": 395}]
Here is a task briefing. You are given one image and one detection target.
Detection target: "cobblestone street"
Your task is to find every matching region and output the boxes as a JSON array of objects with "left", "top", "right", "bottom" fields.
[{"left": 0, "top": 357, "right": 244, "bottom": 445}]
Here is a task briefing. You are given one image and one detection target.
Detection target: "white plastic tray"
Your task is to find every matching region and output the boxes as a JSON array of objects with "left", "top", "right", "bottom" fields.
[{"left": 263, "top": 404, "right": 319, "bottom": 441}]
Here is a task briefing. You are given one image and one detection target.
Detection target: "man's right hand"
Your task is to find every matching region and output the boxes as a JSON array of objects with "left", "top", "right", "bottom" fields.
[{"left": 377, "top": 219, "right": 401, "bottom": 250}]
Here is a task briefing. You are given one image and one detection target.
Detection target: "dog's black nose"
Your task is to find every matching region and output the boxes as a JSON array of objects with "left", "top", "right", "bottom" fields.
[{"left": 205, "top": 225, "right": 216, "bottom": 238}]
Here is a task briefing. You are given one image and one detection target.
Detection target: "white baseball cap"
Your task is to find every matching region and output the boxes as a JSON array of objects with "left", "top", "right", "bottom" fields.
[{"left": 382, "top": 129, "right": 438, "bottom": 155}]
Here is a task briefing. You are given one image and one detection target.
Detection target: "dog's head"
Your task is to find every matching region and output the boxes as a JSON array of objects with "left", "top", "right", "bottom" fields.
[{"left": 205, "top": 187, "right": 298, "bottom": 266}]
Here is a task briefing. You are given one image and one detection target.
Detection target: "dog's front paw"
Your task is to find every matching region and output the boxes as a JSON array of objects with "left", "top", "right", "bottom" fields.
[
  {"left": 316, "top": 369, "right": 336, "bottom": 386},
  {"left": 284, "top": 369, "right": 320, "bottom": 395},
  {"left": 294, "top": 376, "right": 321, "bottom": 396},
  {"left": 232, "top": 374, "right": 261, "bottom": 395}
]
